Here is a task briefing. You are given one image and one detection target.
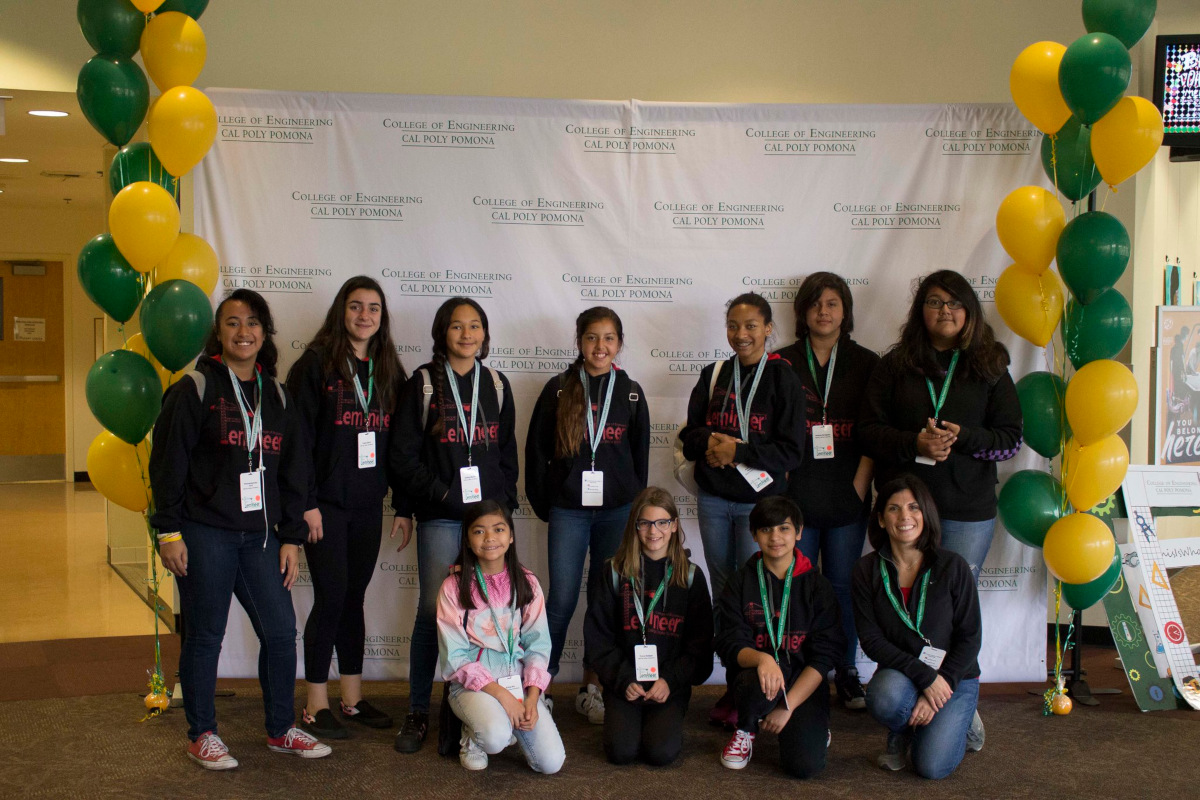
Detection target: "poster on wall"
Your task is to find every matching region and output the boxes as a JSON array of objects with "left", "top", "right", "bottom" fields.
[{"left": 1154, "top": 306, "right": 1200, "bottom": 467}]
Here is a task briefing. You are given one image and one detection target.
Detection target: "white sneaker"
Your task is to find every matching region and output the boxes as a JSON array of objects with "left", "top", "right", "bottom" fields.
[
  {"left": 720, "top": 729, "right": 755, "bottom": 770},
  {"left": 574, "top": 683, "right": 605, "bottom": 725},
  {"left": 459, "top": 727, "right": 488, "bottom": 771}
]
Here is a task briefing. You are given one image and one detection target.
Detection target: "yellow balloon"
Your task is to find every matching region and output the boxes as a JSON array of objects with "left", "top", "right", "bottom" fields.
[
  {"left": 1065, "top": 359, "right": 1139, "bottom": 446},
  {"left": 1062, "top": 435, "right": 1129, "bottom": 511},
  {"left": 140, "top": 11, "right": 207, "bottom": 93},
  {"left": 994, "top": 264, "right": 1063, "bottom": 347},
  {"left": 87, "top": 431, "right": 153, "bottom": 513},
  {"left": 109, "top": 181, "right": 181, "bottom": 273},
  {"left": 1043, "top": 512, "right": 1115, "bottom": 585},
  {"left": 995, "top": 186, "right": 1065, "bottom": 274},
  {"left": 1010, "top": 41, "right": 1073, "bottom": 135},
  {"left": 147, "top": 86, "right": 217, "bottom": 177},
  {"left": 131, "top": 0, "right": 164, "bottom": 11},
  {"left": 1091, "top": 96, "right": 1165, "bottom": 187},
  {"left": 157, "top": 232, "right": 218, "bottom": 295}
]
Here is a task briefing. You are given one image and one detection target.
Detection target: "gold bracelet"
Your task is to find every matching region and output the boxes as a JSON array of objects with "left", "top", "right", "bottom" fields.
[{"left": 157, "top": 533, "right": 182, "bottom": 543}]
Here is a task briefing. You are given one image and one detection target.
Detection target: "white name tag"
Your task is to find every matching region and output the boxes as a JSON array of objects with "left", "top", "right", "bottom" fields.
[
  {"left": 357, "top": 431, "right": 376, "bottom": 469},
  {"left": 581, "top": 470, "right": 604, "bottom": 506},
  {"left": 634, "top": 644, "right": 660, "bottom": 681},
  {"left": 498, "top": 674, "right": 524, "bottom": 700},
  {"left": 811, "top": 424, "right": 835, "bottom": 460},
  {"left": 239, "top": 470, "right": 263, "bottom": 512},
  {"left": 918, "top": 645, "right": 947, "bottom": 670},
  {"left": 460, "top": 466, "right": 482, "bottom": 504},
  {"left": 914, "top": 455, "right": 937, "bottom": 466},
  {"left": 736, "top": 462, "right": 774, "bottom": 492}
]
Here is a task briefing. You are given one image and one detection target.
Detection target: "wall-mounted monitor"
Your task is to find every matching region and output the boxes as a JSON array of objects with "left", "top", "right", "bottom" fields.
[{"left": 1153, "top": 34, "right": 1200, "bottom": 151}]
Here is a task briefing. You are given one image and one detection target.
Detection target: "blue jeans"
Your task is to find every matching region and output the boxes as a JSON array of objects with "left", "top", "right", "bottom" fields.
[
  {"left": 696, "top": 489, "right": 758, "bottom": 601},
  {"left": 176, "top": 522, "right": 298, "bottom": 741},
  {"left": 866, "top": 668, "right": 979, "bottom": 780},
  {"left": 546, "top": 503, "right": 630, "bottom": 677},
  {"left": 939, "top": 518, "right": 996, "bottom": 583},
  {"left": 798, "top": 516, "right": 867, "bottom": 668},
  {"left": 408, "top": 518, "right": 464, "bottom": 713}
]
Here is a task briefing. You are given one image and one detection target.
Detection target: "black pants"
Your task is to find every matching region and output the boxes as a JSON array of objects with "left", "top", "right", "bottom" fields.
[
  {"left": 302, "top": 503, "right": 383, "bottom": 681},
  {"left": 733, "top": 667, "right": 830, "bottom": 779},
  {"left": 602, "top": 685, "right": 691, "bottom": 766}
]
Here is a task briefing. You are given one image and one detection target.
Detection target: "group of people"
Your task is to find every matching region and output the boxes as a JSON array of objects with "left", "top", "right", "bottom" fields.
[{"left": 148, "top": 268, "right": 1022, "bottom": 780}]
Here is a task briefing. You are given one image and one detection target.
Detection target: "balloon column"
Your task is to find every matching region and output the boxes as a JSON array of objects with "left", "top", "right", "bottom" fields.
[
  {"left": 998, "top": 0, "right": 1159, "bottom": 715},
  {"left": 75, "top": 0, "right": 216, "bottom": 717}
]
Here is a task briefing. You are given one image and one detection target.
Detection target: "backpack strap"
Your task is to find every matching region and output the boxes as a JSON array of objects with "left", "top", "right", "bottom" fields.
[
  {"left": 186, "top": 369, "right": 207, "bottom": 403},
  {"left": 486, "top": 366, "right": 504, "bottom": 412},
  {"left": 708, "top": 361, "right": 722, "bottom": 405},
  {"left": 686, "top": 563, "right": 696, "bottom": 589},
  {"left": 272, "top": 377, "right": 287, "bottom": 409},
  {"left": 418, "top": 367, "right": 433, "bottom": 430},
  {"left": 611, "top": 562, "right": 620, "bottom": 594}
]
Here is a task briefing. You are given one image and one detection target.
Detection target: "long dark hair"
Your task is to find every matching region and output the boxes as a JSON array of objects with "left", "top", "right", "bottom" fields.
[
  {"left": 305, "top": 276, "right": 407, "bottom": 413},
  {"left": 890, "top": 270, "right": 1009, "bottom": 382},
  {"left": 793, "top": 271, "right": 855, "bottom": 340},
  {"left": 612, "top": 487, "right": 690, "bottom": 589},
  {"left": 204, "top": 289, "right": 279, "bottom": 377},
  {"left": 429, "top": 297, "right": 491, "bottom": 437},
  {"left": 455, "top": 500, "right": 534, "bottom": 611},
  {"left": 555, "top": 306, "right": 623, "bottom": 459},
  {"left": 867, "top": 474, "right": 942, "bottom": 554}
]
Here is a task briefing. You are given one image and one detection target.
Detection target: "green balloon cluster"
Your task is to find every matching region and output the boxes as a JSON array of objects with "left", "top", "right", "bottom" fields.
[
  {"left": 1057, "top": 211, "right": 1130, "bottom": 305},
  {"left": 77, "top": 55, "right": 148, "bottom": 147},
  {"left": 158, "top": 0, "right": 209, "bottom": 19},
  {"left": 1041, "top": 118, "right": 1101, "bottom": 202},
  {"left": 110, "top": 142, "right": 178, "bottom": 199},
  {"left": 86, "top": 350, "right": 162, "bottom": 444},
  {"left": 1065, "top": 289, "right": 1133, "bottom": 369},
  {"left": 77, "top": 0, "right": 146, "bottom": 58},
  {"left": 999, "top": 470, "right": 1067, "bottom": 549},
  {"left": 77, "top": 234, "right": 145, "bottom": 323},
  {"left": 1058, "top": 32, "right": 1132, "bottom": 125},
  {"left": 1062, "top": 547, "right": 1123, "bottom": 610},
  {"left": 1016, "top": 372, "right": 1069, "bottom": 458},
  {"left": 1082, "top": 0, "right": 1157, "bottom": 49},
  {"left": 141, "top": 280, "right": 213, "bottom": 372}
]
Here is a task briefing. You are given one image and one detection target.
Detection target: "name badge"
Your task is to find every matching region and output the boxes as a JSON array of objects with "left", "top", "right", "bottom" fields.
[
  {"left": 634, "top": 644, "right": 660, "bottom": 681},
  {"left": 581, "top": 470, "right": 604, "bottom": 506},
  {"left": 914, "top": 455, "right": 937, "bottom": 466},
  {"left": 736, "top": 462, "right": 774, "bottom": 492},
  {"left": 811, "top": 424, "right": 835, "bottom": 460},
  {"left": 460, "top": 466, "right": 482, "bottom": 504},
  {"left": 498, "top": 674, "right": 524, "bottom": 700},
  {"left": 918, "top": 645, "right": 947, "bottom": 670},
  {"left": 357, "top": 431, "right": 376, "bottom": 469},
  {"left": 240, "top": 471, "right": 263, "bottom": 512}
]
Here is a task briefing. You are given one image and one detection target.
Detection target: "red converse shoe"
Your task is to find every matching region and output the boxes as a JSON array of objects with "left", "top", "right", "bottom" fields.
[
  {"left": 188, "top": 731, "right": 238, "bottom": 770},
  {"left": 720, "top": 729, "right": 755, "bottom": 770},
  {"left": 267, "top": 727, "right": 332, "bottom": 759}
]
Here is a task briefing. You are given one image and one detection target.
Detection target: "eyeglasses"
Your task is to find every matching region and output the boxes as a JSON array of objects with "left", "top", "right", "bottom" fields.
[
  {"left": 924, "top": 297, "right": 964, "bottom": 310},
  {"left": 635, "top": 518, "right": 674, "bottom": 532}
]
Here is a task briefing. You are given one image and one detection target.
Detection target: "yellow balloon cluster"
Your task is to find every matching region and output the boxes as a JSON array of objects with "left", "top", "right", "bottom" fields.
[{"left": 87, "top": 431, "right": 153, "bottom": 513}]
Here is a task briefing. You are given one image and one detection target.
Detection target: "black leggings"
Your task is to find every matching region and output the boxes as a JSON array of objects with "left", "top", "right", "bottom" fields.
[
  {"left": 302, "top": 503, "right": 383, "bottom": 681},
  {"left": 602, "top": 686, "right": 691, "bottom": 766},
  {"left": 733, "top": 667, "right": 830, "bottom": 779}
]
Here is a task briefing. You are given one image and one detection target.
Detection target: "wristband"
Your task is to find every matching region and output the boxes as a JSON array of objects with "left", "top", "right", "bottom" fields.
[{"left": 157, "top": 532, "right": 182, "bottom": 543}]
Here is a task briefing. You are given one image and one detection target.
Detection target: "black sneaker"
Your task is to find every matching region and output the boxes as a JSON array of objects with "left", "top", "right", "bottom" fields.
[
  {"left": 341, "top": 699, "right": 393, "bottom": 729},
  {"left": 835, "top": 667, "right": 867, "bottom": 710},
  {"left": 877, "top": 730, "right": 910, "bottom": 771},
  {"left": 393, "top": 711, "right": 429, "bottom": 753},
  {"left": 301, "top": 707, "right": 349, "bottom": 740}
]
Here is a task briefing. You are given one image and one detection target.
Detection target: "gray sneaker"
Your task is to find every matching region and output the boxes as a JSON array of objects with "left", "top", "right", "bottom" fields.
[
  {"left": 966, "top": 710, "right": 985, "bottom": 752},
  {"left": 877, "top": 730, "right": 910, "bottom": 771}
]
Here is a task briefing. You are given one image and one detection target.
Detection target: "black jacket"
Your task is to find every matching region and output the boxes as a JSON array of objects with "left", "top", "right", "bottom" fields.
[
  {"left": 851, "top": 547, "right": 982, "bottom": 691},
  {"left": 714, "top": 548, "right": 845, "bottom": 685},
  {"left": 524, "top": 367, "right": 650, "bottom": 520},
  {"left": 775, "top": 337, "right": 880, "bottom": 528},
  {"left": 149, "top": 355, "right": 309, "bottom": 543},
  {"left": 678, "top": 354, "right": 806, "bottom": 503},
  {"left": 584, "top": 556, "right": 714, "bottom": 694}
]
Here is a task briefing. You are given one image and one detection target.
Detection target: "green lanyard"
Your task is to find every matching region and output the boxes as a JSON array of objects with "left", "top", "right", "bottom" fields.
[
  {"left": 729, "top": 354, "right": 768, "bottom": 441},
  {"left": 804, "top": 339, "right": 838, "bottom": 425},
  {"left": 631, "top": 562, "right": 673, "bottom": 646},
  {"left": 756, "top": 556, "right": 795, "bottom": 663},
  {"left": 581, "top": 365, "right": 615, "bottom": 471},
  {"left": 474, "top": 564, "right": 516, "bottom": 664},
  {"left": 348, "top": 358, "right": 375, "bottom": 429},
  {"left": 227, "top": 366, "right": 264, "bottom": 472},
  {"left": 924, "top": 349, "right": 959, "bottom": 422},
  {"left": 879, "top": 558, "right": 931, "bottom": 643},
  {"left": 445, "top": 360, "right": 481, "bottom": 466}
]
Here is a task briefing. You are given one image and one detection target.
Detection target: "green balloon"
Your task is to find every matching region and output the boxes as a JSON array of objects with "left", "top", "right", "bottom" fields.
[
  {"left": 77, "top": 55, "right": 149, "bottom": 147},
  {"left": 1065, "top": 289, "right": 1133, "bottom": 370},
  {"left": 1058, "top": 33, "right": 1132, "bottom": 125},
  {"left": 77, "top": 234, "right": 145, "bottom": 323},
  {"left": 999, "top": 470, "right": 1066, "bottom": 548},
  {"left": 86, "top": 350, "right": 162, "bottom": 444},
  {"left": 141, "top": 280, "right": 213, "bottom": 372},
  {"left": 157, "top": 0, "right": 209, "bottom": 18},
  {"left": 1056, "top": 211, "right": 1131, "bottom": 305},
  {"left": 77, "top": 0, "right": 146, "bottom": 58},
  {"left": 1040, "top": 117, "right": 1101, "bottom": 202},
  {"left": 1016, "top": 371, "right": 1069, "bottom": 458},
  {"left": 1083, "top": 0, "right": 1156, "bottom": 50},
  {"left": 1062, "top": 547, "right": 1122, "bottom": 610},
  {"left": 109, "top": 142, "right": 178, "bottom": 198}
]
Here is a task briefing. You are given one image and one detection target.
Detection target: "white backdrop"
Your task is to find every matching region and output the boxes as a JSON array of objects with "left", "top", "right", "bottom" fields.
[{"left": 197, "top": 90, "right": 1048, "bottom": 683}]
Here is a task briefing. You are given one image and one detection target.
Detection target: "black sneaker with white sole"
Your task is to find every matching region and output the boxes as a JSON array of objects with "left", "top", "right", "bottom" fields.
[
  {"left": 835, "top": 666, "right": 867, "bottom": 710},
  {"left": 394, "top": 711, "right": 429, "bottom": 753}
]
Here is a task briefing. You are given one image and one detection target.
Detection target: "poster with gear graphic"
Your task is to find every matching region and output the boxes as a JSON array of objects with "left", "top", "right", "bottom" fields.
[{"left": 1104, "top": 544, "right": 1181, "bottom": 712}]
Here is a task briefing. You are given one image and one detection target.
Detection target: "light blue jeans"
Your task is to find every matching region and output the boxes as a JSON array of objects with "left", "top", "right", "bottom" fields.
[
  {"left": 695, "top": 489, "right": 758, "bottom": 602},
  {"left": 408, "top": 518, "right": 464, "bottom": 713},
  {"left": 448, "top": 683, "right": 565, "bottom": 774},
  {"left": 939, "top": 518, "right": 996, "bottom": 583},
  {"left": 866, "top": 668, "right": 979, "bottom": 780},
  {"left": 797, "top": 516, "right": 868, "bottom": 668}
]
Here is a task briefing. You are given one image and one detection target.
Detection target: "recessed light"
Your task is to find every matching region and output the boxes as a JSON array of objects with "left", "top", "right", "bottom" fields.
[
  {"left": 28, "top": 110, "right": 69, "bottom": 118},
  {"left": 0, "top": 158, "right": 30, "bottom": 163}
]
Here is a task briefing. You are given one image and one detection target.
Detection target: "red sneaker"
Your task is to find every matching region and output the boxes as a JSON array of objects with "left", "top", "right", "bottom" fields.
[
  {"left": 720, "top": 729, "right": 755, "bottom": 770},
  {"left": 188, "top": 731, "right": 238, "bottom": 770},
  {"left": 267, "top": 727, "right": 333, "bottom": 759}
]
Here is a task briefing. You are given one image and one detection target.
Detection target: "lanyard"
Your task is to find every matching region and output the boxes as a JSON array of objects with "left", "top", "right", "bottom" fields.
[
  {"left": 880, "top": 558, "right": 931, "bottom": 643},
  {"left": 924, "top": 349, "right": 960, "bottom": 422},
  {"left": 445, "top": 360, "right": 480, "bottom": 466},
  {"left": 728, "top": 354, "right": 767, "bottom": 441},
  {"left": 804, "top": 339, "right": 838, "bottom": 425},
  {"left": 474, "top": 564, "right": 516, "bottom": 664},
  {"left": 227, "top": 366, "right": 264, "bottom": 472},
  {"left": 581, "top": 365, "right": 615, "bottom": 471},
  {"left": 756, "top": 555, "right": 795, "bottom": 663},
  {"left": 349, "top": 358, "right": 375, "bottom": 428},
  {"left": 631, "top": 561, "right": 673, "bottom": 646}
]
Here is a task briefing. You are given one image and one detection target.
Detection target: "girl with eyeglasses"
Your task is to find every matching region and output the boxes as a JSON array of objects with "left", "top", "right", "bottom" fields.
[
  {"left": 583, "top": 487, "right": 714, "bottom": 766},
  {"left": 859, "top": 271, "right": 1022, "bottom": 581}
]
